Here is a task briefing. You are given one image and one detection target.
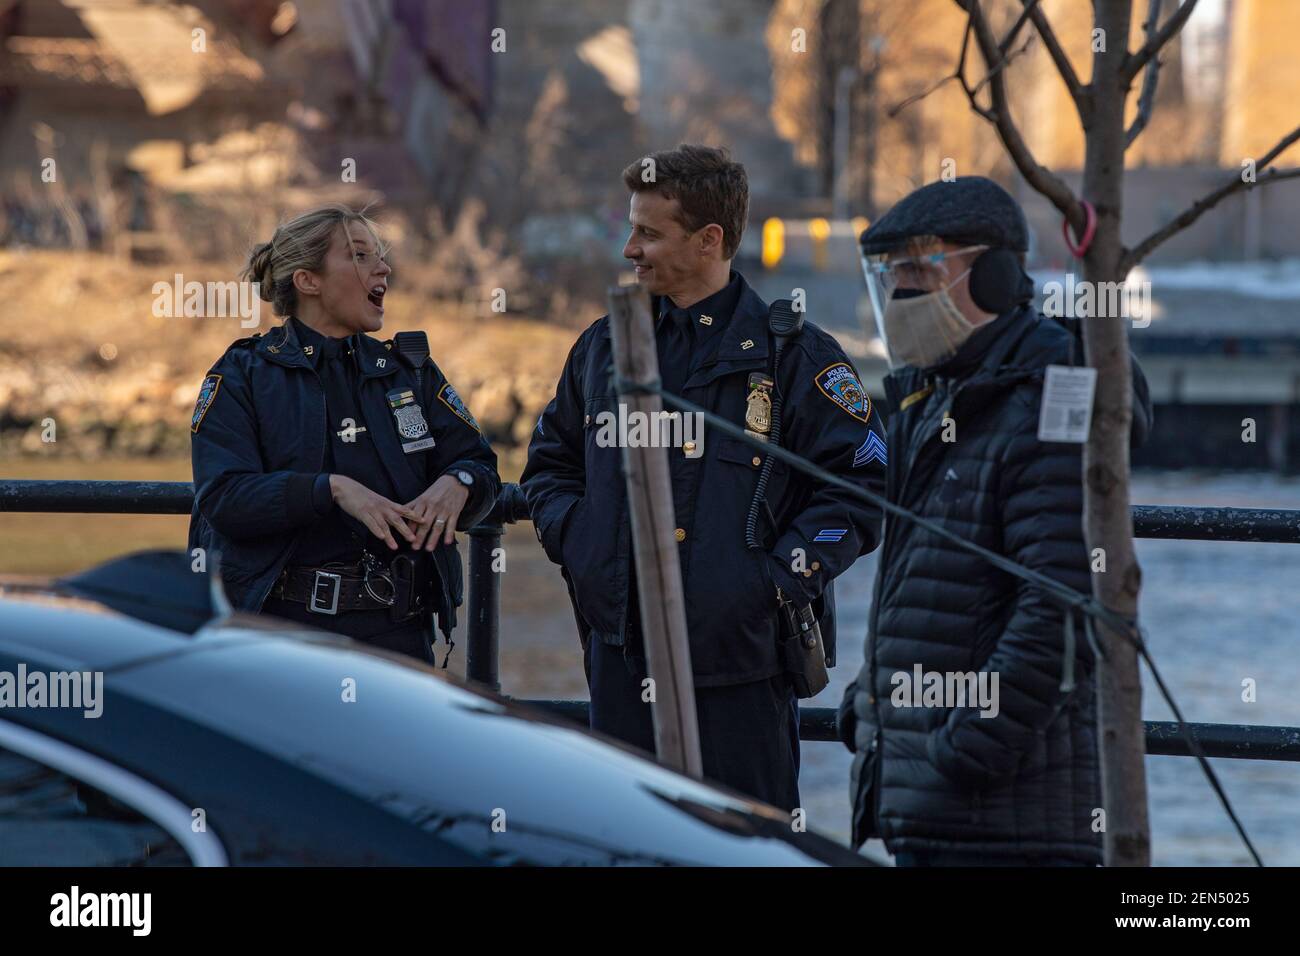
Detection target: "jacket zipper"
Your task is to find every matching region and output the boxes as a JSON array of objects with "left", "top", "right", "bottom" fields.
[
  {"left": 867, "top": 373, "right": 916, "bottom": 832},
  {"left": 868, "top": 372, "right": 966, "bottom": 833},
  {"left": 865, "top": 325, "right": 1041, "bottom": 834}
]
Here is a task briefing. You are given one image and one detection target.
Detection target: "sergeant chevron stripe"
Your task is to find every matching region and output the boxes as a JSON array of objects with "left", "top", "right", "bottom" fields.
[{"left": 853, "top": 431, "right": 887, "bottom": 468}]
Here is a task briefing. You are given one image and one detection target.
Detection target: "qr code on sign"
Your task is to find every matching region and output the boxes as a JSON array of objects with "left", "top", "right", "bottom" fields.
[{"left": 1067, "top": 408, "right": 1087, "bottom": 429}]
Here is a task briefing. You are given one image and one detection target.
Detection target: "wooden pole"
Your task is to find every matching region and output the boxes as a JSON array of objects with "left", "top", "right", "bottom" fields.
[{"left": 606, "top": 282, "right": 703, "bottom": 779}]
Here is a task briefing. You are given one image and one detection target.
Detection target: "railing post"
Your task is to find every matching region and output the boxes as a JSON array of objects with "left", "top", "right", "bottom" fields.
[{"left": 465, "top": 518, "right": 502, "bottom": 691}]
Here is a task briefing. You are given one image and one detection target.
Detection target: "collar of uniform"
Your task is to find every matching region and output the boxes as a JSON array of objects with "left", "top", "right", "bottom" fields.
[
  {"left": 288, "top": 316, "right": 348, "bottom": 365},
  {"left": 656, "top": 270, "right": 742, "bottom": 336},
  {"left": 704, "top": 270, "right": 770, "bottom": 364},
  {"left": 258, "top": 319, "right": 397, "bottom": 379},
  {"left": 352, "top": 330, "right": 402, "bottom": 379},
  {"left": 257, "top": 318, "right": 313, "bottom": 368}
]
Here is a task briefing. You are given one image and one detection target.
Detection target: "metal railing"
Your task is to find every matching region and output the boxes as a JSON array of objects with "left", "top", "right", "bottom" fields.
[{"left": 3, "top": 477, "right": 1299, "bottom": 760}]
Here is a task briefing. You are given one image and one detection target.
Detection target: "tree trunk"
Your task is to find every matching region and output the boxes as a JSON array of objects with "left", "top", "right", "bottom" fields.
[{"left": 1085, "top": 0, "right": 1151, "bottom": 867}]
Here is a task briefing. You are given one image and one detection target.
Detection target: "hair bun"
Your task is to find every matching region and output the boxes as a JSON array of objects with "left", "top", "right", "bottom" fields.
[{"left": 245, "top": 240, "right": 276, "bottom": 300}]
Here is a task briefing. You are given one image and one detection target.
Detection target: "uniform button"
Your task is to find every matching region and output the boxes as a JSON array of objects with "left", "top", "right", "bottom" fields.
[
  {"left": 802, "top": 569, "right": 813, "bottom": 578},
  {"left": 584, "top": 414, "right": 591, "bottom": 425},
  {"left": 868, "top": 695, "right": 877, "bottom": 705},
  {"left": 683, "top": 441, "right": 696, "bottom": 454},
  {"left": 812, "top": 561, "right": 821, "bottom": 571},
  {"left": 674, "top": 528, "right": 686, "bottom": 542},
  {"left": 751, "top": 456, "right": 761, "bottom": 467}
]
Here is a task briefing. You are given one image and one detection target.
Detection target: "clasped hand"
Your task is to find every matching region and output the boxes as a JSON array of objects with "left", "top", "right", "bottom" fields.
[{"left": 330, "top": 474, "right": 469, "bottom": 551}]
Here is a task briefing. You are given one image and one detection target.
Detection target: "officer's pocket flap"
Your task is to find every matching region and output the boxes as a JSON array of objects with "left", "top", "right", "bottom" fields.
[
  {"left": 583, "top": 395, "right": 618, "bottom": 412},
  {"left": 715, "top": 436, "right": 788, "bottom": 474},
  {"left": 582, "top": 395, "right": 618, "bottom": 432}
]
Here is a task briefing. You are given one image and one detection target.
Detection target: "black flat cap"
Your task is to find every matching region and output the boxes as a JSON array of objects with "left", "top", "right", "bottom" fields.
[{"left": 859, "top": 176, "right": 1029, "bottom": 254}]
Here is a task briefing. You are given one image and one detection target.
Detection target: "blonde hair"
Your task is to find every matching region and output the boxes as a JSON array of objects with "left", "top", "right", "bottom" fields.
[{"left": 242, "top": 203, "right": 386, "bottom": 317}]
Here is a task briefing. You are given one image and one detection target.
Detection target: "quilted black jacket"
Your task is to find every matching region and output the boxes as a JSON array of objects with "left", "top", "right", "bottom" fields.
[{"left": 839, "top": 304, "right": 1151, "bottom": 863}]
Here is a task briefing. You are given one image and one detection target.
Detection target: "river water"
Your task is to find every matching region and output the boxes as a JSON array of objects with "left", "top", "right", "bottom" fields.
[{"left": 485, "top": 471, "right": 1299, "bottom": 866}]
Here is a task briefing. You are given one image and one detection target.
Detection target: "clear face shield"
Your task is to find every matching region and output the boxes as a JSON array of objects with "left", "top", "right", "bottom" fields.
[{"left": 859, "top": 235, "right": 988, "bottom": 368}]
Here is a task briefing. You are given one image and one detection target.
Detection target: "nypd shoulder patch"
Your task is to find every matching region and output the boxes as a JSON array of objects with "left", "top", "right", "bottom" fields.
[
  {"left": 815, "top": 362, "right": 872, "bottom": 424},
  {"left": 438, "top": 382, "right": 480, "bottom": 432},
  {"left": 191, "top": 374, "right": 222, "bottom": 433}
]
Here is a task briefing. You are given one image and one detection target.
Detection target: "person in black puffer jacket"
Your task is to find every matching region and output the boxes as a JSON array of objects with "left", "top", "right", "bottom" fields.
[{"left": 838, "top": 177, "right": 1152, "bottom": 866}]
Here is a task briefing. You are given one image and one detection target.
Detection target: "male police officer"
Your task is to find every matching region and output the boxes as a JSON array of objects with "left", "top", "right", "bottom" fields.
[
  {"left": 838, "top": 176, "right": 1151, "bottom": 865},
  {"left": 522, "top": 145, "right": 885, "bottom": 810}
]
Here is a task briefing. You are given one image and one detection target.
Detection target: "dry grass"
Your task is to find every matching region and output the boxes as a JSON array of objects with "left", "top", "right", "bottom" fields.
[{"left": 0, "top": 249, "right": 579, "bottom": 459}]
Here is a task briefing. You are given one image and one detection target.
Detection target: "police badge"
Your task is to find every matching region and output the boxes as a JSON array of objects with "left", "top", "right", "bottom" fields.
[
  {"left": 746, "top": 372, "right": 773, "bottom": 440},
  {"left": 386, "top": 388, "right": 436, "bottom": 453}
]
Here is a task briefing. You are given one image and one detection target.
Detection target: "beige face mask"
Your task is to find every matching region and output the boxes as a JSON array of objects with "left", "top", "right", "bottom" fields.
[{"left": 881, "top": 269, "right": 976, "bottom": 369}]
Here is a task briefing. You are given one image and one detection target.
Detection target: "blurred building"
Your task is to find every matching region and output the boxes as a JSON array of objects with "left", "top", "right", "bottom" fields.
[
  {"left": 0, "top": 0, "right": 1295, "bottom": 266},
  {"left": 0, "top": 0, "right": 493, "bottom": 258}
]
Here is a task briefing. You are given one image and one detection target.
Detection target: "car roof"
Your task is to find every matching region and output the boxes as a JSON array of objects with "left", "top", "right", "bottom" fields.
[
  {"left": 0, "top": 591, "right": 875, "bottom": 866},
  {"left": 0, "top": 590, "right": 255, "bottom": 671}
]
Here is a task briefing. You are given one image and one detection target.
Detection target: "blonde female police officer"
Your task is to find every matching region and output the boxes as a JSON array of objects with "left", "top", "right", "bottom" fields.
[{"left": 188, "top": 204, "right": 499, "bottom": 664}]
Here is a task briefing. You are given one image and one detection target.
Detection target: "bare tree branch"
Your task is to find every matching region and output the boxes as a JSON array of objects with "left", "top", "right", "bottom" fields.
[
  {"left": 998, "top": 0, "right": 1041, "bottom": 56},
  {"left": 954, "top": 0, "right": 1084, "bottom": 231},
  {"left": 1123, "top": 125, "right": 1300, "bottom": 271},
  {"left": 1020, "top": 0, "right": 1087, "bottom": 115},
  {"left": 971, "top": 35, "right": 1035, "bottom": 98},
  {"left": 888, "top": 18, "right": 1033, "bottom": 119},
  {"left": 1123, "top": 0, "right": 1199, "bottom": 82},
  {"left": 1126, "top": 0, "right": 1163, "bottom": 149},
  {"left": 888, "top": 21, "right": 973, "bottom": 118},
  {"left": 887, "top": 75, "right": 960, "bottom": 119}
]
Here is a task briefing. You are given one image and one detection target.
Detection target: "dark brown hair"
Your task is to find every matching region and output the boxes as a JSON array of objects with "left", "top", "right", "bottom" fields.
[{"left": 621, "top": 144, "right": 749, "bottom": 259}]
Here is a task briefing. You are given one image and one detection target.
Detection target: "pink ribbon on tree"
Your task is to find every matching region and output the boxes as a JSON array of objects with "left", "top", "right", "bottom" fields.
[{"left": 1062, "top": 199, "right": 1097, "bottom": 257}]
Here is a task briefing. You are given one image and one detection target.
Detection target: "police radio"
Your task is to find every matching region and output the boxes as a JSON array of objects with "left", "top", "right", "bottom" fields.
[
  {"left": 393, "top": 331, "right": 431, "bottom": 390},
  {"left": 746, "top": 299, "right": 830, "bottom": 700}
]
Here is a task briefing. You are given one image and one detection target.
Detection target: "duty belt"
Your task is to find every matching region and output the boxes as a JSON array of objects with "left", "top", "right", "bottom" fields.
[{"left": 271, "top": 553, "right": 430, "bottom": 619}]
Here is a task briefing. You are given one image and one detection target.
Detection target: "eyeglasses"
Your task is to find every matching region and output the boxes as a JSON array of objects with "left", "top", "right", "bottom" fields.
[{"left": 864, "top": 243, "right": 988, "bottom": 279}]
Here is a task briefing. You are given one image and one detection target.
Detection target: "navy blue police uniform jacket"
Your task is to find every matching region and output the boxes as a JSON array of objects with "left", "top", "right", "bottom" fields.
[
  {"left": 521, "top": 271, "right": 887, "bottom": 687},
  {"left": 187, "top": 318, "right": 500, "bottom": 637}
]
